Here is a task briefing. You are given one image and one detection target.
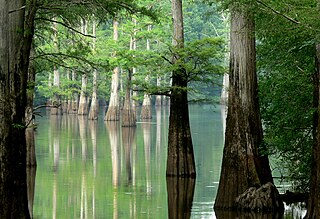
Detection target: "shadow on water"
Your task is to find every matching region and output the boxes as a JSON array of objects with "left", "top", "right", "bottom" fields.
[
  {"left": 215, "top": 210, "right": 284, "bottom": 219},
  {"left": 166, "top": 177, "right": 195, "bottom": 219}
]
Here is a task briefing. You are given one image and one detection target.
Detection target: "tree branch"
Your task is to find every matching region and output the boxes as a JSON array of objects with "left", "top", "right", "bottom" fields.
[
  {"left": 9, "top": 5, "right": 26, "bottom": 14},
  {"left": 161, "top": 55, "right": 173, "bottom": 65},
  {"left": 257, "top": 0, "right": 300, "bottom": 24},
  {"left": 35, "top": 17, "right": 96, "bottom": 38}
]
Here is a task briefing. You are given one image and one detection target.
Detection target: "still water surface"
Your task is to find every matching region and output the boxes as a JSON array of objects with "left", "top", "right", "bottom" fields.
[{"left": 32, "top": 105, "right": 305, "bottom": 218}]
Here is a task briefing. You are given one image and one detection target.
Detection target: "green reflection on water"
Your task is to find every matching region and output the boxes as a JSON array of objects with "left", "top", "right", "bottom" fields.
[{"left": 33, "top": 105, "right": 303, "bottom": 219}]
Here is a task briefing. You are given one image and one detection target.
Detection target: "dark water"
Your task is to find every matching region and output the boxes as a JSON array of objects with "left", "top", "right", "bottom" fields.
[{"left": 32, "top": 105, "right": 305, "bottom": 218}]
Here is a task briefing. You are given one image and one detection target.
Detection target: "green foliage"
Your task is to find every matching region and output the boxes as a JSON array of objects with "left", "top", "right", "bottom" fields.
[{"left": 256, "top": 0, "right": 318, "bottom": 191}]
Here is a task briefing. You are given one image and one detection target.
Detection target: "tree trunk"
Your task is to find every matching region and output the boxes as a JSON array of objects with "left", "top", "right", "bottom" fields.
[
  {"left": 0, "top": 0, "right": 35, "bottom": 217},
  {"left": 88, "top": 69, "right": 99, "bottom": 119},
  {"left": 51, "top": 19, "right": 63, "bottom": 115},
  {"left": 122, "top": 69, "right": 136, "bottom": 127},
  {"left": 105, "top": 20, "right": 120, "bottom": 121},
  {"left": 220, "top": 13, "right": 230, "bottom": 106},
  {"left": 166, "top": 0, "right": 196, "bottom": 177},
  {"left": 305, "top": 44, "right": 320, "bottom": 219},
  {"left": 78, "top": 73, "right": 88, "bottom": 115},
  {"left": 26, "top": 44, "right": 37, "bottom": 167},
  {"left": 69, "top": 70, "right": 79, "bottom": 114},
  {"left": 141, "top": 93, "right": 152, "bottom": 119},
  {"left": 51, "top": 65, "right": 63, "bottom": 115},
  {"left": 141, "top": 25, "right": 152, "bottom": 120},
  {"left": 88, "top": 20, "right": 99, "bottom": 120},
  {"left": 214, "top": 8, "right": 279, "bottom": 211},
  {"left": 78, "top": 19, "right": 88, "bottom": 116},
  {"left": 220, "top": 73, "right": 229, "bottom": 105},
  {"left": 155, "top": 74, "right": 162, "bottom": 106},
  {"left": 131, "top": 18, "right": 139, "bottom": 110}
]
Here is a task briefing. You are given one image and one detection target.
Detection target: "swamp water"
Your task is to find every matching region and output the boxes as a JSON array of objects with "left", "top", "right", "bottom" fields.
[{"left": 32, "top": 105, "right": 305, "bottom": 218}]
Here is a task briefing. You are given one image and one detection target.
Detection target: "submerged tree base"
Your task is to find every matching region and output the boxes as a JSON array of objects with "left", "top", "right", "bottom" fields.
[
  {"left": 104, "top": 106, "right": 120, "bottom": 121},
  {"left": 235, "top": 182, "right": 284, "bottom": 212},
  {"left": 215, "top": 209, "right": 284, "bottom": 219}
]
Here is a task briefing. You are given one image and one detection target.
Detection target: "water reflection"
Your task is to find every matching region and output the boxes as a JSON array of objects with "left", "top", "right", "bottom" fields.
[
  {"left": 215, "top": 210, "right": 283, "bottom": 219},
  {"left": 122, "top": 127, "right": 136, "bottom": 185},
  {"left": 166, "top": 177, "right": 195, "bottom": 219},
  {"left": 106, "top": 121, "right": 120, "bottom": 187},
  {"left": 142, "top": 122, "right": 152, "bottom": 196},
  {"left": 78, "top": 116, "right": 88, "bottom": 161},
  {"left": 33, "top": 105, "right": 303, "bottom": 218},
  {"left": 27, "top": 167, "right": 36, "bottom": 218},
  {"left": 26, "top": 128, "right": 37, "bottom": 166},
  {"left": 89, "top": 121, "right": 97, "bottom": 177}
]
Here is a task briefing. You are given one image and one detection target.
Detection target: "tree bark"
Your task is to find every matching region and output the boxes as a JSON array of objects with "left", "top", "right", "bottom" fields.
[
  {"left": 214, "top": 7, "right": 279, "bottom": 211},
  {"left": 166, "top": 0, "right": 196, "bottom": 177},
  {"left": 305, "top": 44, "right": 320, "bottom": 219},
  {"left": 105, "top": 20, "right": 120, "bottom": 121},
  {"left": 0, "top": 0, "right": 35, "bottom": 217}
]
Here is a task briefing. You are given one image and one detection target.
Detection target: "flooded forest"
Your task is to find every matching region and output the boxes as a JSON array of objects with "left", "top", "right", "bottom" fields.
[{"left": 1, "top": 0, "right": 320, "bottom": 218}]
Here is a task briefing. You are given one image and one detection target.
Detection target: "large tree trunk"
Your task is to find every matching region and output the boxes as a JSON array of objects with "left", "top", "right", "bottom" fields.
[
  {"left": 131, "top": 18, "right": 139, "bottom": 110},
  {"left": 305, "top": 44, "right": 320, "bottom": 219},
  {"left": 26, "top": 44, "right": 37, "bottom": 167},
  {"left": 105, "top": 20, "right": 120, "bottom": 121},
  {"left": 0, "top": 0, "right": 35, "bottom": 218},
  {"left": 166, "top": 0, "right": 196, "bottom": 177},
  {"left": 214, "top": 8, "right": 280, "bottom": 211}
]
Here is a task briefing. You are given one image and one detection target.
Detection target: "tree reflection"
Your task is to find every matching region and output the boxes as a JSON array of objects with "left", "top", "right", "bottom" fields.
[
  {"left": 26, "top": 128, "right": 37, "bottom": 167},
  {"left": 215, "top": 210, "right": 283, "bottom": 219},
  {"left": 89, "top": 120, "right": 97, "bottom": 177},
  {"left": 27, "top": 167, "right": 36, "bottom": 218},
  {"left": 50, "top": 115, "right": 62, "bottom": 172},
  {"left": 122, "top": 126, "right": 136, "bottom": 185},
  {"left": 78, "top": 116, "right": 88, "bottom": 161},
  {"left": 106, "top": 121, "right": 120, "bottom": 187},
  {"left": 166, "top": 177, "right": 195, "bottom": 219},
  {"left": 156, "top": 107, "right": 161, "bottom": 173},
  {"left": 142, "top": 122, "right": 151, "bottom": 196}
]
